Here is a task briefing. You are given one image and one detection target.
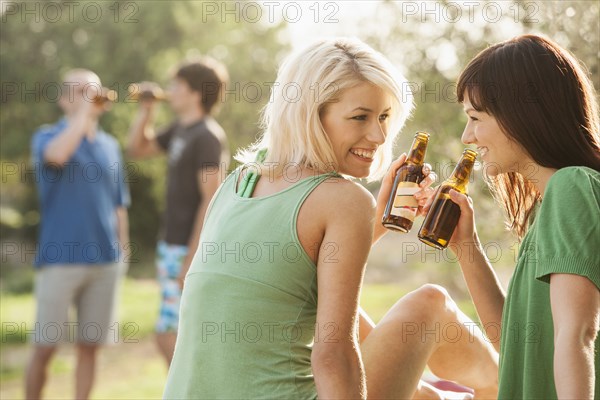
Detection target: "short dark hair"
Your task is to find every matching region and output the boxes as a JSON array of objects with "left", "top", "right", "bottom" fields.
[{"left": 176, "top": 57, "right": 229, "bottom": 115}]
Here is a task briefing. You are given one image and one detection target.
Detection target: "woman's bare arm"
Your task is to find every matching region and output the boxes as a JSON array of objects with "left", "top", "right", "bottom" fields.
[{"left": 312, "top": 180, "right": 375, "bottom": 399}]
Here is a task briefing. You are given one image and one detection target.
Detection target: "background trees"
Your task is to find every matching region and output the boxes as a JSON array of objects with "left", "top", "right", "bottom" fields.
[{"left": 1, "top": 0, "right": 597, "bottom": 286}]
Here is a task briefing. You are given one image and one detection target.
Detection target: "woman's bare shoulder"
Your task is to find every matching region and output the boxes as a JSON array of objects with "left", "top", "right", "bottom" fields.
[{"left": 310, "top": 176, "right": 376, "bottom": 219}]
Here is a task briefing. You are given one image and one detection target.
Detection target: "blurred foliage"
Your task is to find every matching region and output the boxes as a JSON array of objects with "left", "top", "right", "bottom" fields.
[
  {"left": 1, "top": 1, "right": 289, "bottom": 272},
  {"left": 1, "top": 1, "right": 598, "bottom": 288}
]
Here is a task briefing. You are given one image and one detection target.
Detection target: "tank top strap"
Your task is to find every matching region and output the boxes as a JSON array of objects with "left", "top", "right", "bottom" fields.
[
  {"left": 209, "top": 165, "right": 244, "bottom": 205},
  {"left": 286, "top": 171, "right": 342, "bottom": 214},
  {"left": 230, "top": 164, "right": 341, "bottom": 204}
]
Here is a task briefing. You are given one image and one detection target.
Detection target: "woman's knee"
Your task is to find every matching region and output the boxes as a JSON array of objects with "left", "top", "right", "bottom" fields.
[
  {"left": 413, "top": 284, "right": 451, "bottom": 303},
  {"left": 385, "top": 284, "right": 456, "bottom": 325},
  {"left": 411, "top": 284, "right": 456, "bottom": 313}
]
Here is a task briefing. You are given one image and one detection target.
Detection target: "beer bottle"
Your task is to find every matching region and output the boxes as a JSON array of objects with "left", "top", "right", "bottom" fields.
[
  {"left": 382, "top": 132, "right": 430, "bottom": 232},
  {"left": 92, "top": 87, "right": 118, "bottom": 104},
  {"left": 128, "top": 83, "right": 167, "bottom": 101},
  {"left": 418, "top": 149, "right": 477, "bottom": 249}
]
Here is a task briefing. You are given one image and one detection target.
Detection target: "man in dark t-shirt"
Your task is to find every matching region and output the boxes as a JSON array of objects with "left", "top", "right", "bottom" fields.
[{"left": 127, "top": 58, "right": 229, "bottom": 365}]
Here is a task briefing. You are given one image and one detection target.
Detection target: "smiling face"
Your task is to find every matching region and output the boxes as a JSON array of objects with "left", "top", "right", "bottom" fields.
[
  {"left": 320, "top": 82, "right": 392, "bottom": 178},
  {"left": 461, "top": 92, "right": 532, "bottom": 176}
]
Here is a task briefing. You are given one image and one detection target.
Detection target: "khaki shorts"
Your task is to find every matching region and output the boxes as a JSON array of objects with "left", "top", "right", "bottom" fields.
[{"left": 33, "top": 263, "right": 125, "bottom": 346}]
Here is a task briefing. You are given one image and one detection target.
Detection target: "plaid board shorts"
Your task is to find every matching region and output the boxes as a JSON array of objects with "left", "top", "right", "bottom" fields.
[{"left": 155, "top": 241, "right": 188, "bottom": 333}]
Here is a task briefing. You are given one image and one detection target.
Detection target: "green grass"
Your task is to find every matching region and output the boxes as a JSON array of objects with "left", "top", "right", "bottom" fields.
[
  {"left": 0, "top": 278, "right": 159, "bottom": 345},
  {"left": 360, "top": 283, "right": 411, "bottom": 322},
  {"left": 1, "top": 292, "right": 36, "bottom": 344},
  {"left": 0, "top": 277, "right": 163, "bottom": 399},
  {"left": 117, "top": 279, "right": 160, "bottom": 341},
  {"left": 1, "top": 279, "right": 481, "bottom": 399},
  {"left": 361, "top": 283, "right": 478, "bottom": 323}
]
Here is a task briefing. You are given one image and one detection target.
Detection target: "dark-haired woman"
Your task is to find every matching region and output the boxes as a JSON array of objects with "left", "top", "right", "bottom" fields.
[{"left": 443, "top": 34, "right": 600, "bottom": 399}]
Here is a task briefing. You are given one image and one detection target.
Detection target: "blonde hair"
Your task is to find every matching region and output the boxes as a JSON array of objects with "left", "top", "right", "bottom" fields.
[{"left": 236, "top": 37, "right": 413, "bottom": 181}]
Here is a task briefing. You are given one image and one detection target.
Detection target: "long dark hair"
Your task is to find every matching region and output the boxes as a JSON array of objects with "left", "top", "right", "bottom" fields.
[{"left": 457, "top": 34, "right": 600, "bottom": 239}]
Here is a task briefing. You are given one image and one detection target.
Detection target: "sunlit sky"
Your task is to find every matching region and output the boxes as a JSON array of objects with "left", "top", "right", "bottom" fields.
[
  {"left": 285, "top": 1, "right": 386, "bottom": 47},
  {"left": 279, "top": 1, "right": 529, "bottom": 46},
  {"left": 277, "top": 0, "right": 534, "bottom": 77}
]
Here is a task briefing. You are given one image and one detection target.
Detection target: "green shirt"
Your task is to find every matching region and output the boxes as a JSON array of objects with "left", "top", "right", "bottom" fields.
[
  {"left": 499, "top": 166, "right": 600, "bottom": 399},
  {"left": 163, "top": 166, "right": 340, "bottom": 399}
]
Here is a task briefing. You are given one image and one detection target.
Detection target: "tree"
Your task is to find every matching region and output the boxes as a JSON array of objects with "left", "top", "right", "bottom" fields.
[{"left": 0, "top": 1, "right": 289, "bottom": 271}]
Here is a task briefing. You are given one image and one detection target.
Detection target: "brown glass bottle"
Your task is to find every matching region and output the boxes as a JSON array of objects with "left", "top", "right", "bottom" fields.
[
  {"left": 128, "top": 83, "right": 167, "bottom": 101},
  {"left": 418, "top": 149, "right": 477, "bottom": 249},
  {"left": 92, "top": 87, "right": 118, "bottom": 104},
  {"left": 382, "top": 132, "right": 430, "bottom": 232}
]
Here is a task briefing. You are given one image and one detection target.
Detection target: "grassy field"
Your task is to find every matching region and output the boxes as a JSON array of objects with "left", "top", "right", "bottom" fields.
[{"left": 0, "top": 275, "right": 479, "bottom": 399}]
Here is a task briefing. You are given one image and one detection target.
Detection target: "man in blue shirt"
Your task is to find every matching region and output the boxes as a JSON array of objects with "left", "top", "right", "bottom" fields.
[{"left": 26, "top": 69, "right": 130, "bottom": 400}]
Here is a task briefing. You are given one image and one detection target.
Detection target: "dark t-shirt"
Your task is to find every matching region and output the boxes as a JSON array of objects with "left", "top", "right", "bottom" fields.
[{"left": 156, "top": 117, "right": 228, "bottom": 245}]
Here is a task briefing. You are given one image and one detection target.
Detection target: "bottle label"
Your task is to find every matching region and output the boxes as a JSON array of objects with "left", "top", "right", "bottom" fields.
[{"left": 391, "top": 181, "right": 419, "bottom": 220}]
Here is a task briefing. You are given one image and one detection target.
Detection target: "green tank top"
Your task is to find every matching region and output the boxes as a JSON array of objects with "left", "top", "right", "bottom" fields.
[{"left": 163, "top": 166, "right": 340, "bottom": 399}]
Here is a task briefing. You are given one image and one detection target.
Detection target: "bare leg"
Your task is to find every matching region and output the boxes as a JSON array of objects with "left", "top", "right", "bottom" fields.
[
  {"left": 25, "top": 345, "right": 57, "bottom": 400},
  {"left": 426, "top": 293, "right": 498, "bottom": 399},
  {"left": 360, "top": 284, "right": 498, "bottom": 399},
  {"left": 360, "top": 311, "right": 473, "bottom": 399},
  {"left": 414, "top": 380, "right": 474, "bottom": 400},
  {"left": 75, "top": 343, "right": 99, "bottom": 400},
  {"left": 156, "top": 332, "right": 177, "bottom": 366}
]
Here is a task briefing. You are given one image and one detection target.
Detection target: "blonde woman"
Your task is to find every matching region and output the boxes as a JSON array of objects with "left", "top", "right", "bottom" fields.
[{"left": 163, "top": 38, "right": 498, "bottom": 399}]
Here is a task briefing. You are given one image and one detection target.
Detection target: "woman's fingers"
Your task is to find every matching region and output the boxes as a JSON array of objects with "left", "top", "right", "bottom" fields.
[
  {"left": 448, "top": 189, "right": 474, "bottom": 215},
  {"left": 414, "top": 186, "right": 435, "bottom": 203},
  {"left": 380, "top": 153, "right": 407, "bottom": 196},
  {"left": 384, "top": 153, "right": 407, "bottom": 183},
  {"left": 382, "top": 157, "right": 439, "bottom": 218},
  {"left": 378, "top": 153, "right": 407, "bottom": 203},
  {"left": 377, "top": 153, "right": 407, "bottom": 215},
  {"left": 421, "top": 163, "right": 433, "bottom": 179},
  {"left": 419, "top": 170, "right": 437, "bottom": 189},
  {"left": 447, "top": 189, "right": 478, "bottom": 245},
  {"left": 414, "top": 163, "right": 437, "bottom": 207},
  {"left": 415, "top": 186, "right": 436, "bottom": 216}
]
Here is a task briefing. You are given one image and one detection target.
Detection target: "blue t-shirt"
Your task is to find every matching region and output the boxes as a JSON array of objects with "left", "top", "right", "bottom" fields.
[{"left": 31, "top": 118, "right": 130, "bottom": 267}]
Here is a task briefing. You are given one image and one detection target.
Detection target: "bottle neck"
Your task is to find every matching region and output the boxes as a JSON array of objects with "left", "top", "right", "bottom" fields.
[
  {"left": 406, "top": 139, "right": 428, "bottom": 165},
  {"left": 446, "top": 156, "right": 475, "bottom": 191}
]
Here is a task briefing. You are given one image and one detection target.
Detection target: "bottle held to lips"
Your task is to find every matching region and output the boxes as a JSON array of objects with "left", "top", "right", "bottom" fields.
[
  {"left": 128, "top": 82, "right": 167, "bottom": 101},
  {"left": 418, "top": 149, "right": 477, "bottom": 250},
  {"left": 382, "top": 132, "right": 430, "bottom": 233},
  {"left": 92, "top": 87, "right": 118, "bottom": 104}
]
